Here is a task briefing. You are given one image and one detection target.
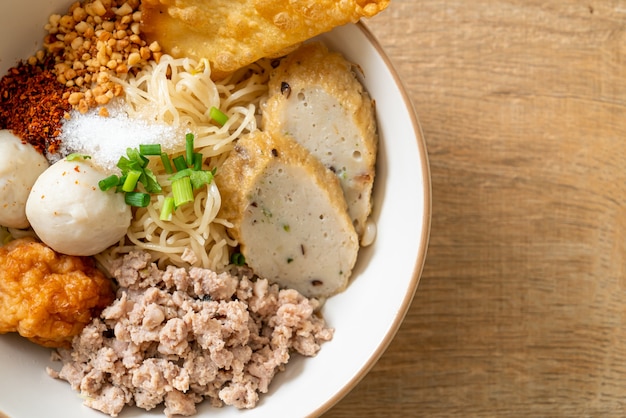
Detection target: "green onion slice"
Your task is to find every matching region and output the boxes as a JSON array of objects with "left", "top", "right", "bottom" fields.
[
  {"left": 172, "top": 176, "right": 194, "bottom": 207},
  {"left": 140, "top": 168, "right": 162, "bottom": 193},
  {"left": 193, "top": 152, "right": 203, "bottom": 171},
  {"left": 172, "top": 155, "right": 188, "bottom": 172},
  {"left": 169, "top": 168, "right": 214, "bottom": 190},
  {"left": 161, "top": 152, "right": 173, "bottom": 174},
  {"left": 169, "top": 168, "right": 193, "bottom": 182},
  {"left": 66, "top": 153, "right": 91, "bottom": 161},
  {"left": 230, "top": 252, "right": 245, "bottom": 266},
  {"left": 125, "top": 192, "right": 151, "bottom": 207},
  {"left": 185, "top": 133, "right": 195, "bottom": 165},
  {"left": 98, "top": 174, "right": 120, "bottom": 191},
  {"left": 209, "top": 106, "right": 228, "bottom": 126},
  {"left": 189, "top": 170, "right": 213, "bottom": 190},
  {"left": 160, "top": 196, "right": 176, "bottom": 221},
  {"left": 125, "top": 147, "right": 149, "bottom": 168},
  {"left": 139, "top": 144, "right": 162, "bottom": 156},
  {"left": 122, "top": 170, "right": 142, "bottom": 192}
]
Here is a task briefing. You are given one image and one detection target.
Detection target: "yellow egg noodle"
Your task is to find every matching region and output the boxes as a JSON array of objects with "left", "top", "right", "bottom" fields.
[{"left": 97, "top": 55, "right": 273, "bottom": 273}]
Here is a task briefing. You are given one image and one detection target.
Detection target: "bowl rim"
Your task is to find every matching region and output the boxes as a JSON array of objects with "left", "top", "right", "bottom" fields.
[{"left": 309, "top": 20, "right": 432, "bottom": 418}]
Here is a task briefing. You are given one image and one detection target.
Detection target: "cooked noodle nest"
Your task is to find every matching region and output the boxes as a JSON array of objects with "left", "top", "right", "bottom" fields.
[{"left": 97, "top": 54, "right": 273, "bottom": 273}]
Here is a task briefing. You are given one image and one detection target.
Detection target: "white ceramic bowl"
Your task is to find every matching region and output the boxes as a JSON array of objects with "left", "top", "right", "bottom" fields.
[{"left": 0, "top": 1, "right": 431, "bottom": 417}]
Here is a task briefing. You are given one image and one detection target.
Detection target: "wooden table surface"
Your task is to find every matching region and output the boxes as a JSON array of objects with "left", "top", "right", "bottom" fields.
[{"left": 325, "top": 1, "right": 626, "bottom": 416}]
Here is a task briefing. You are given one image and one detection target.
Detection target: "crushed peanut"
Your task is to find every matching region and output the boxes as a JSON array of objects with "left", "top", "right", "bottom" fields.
[{"left": 29, "top": 0, "right": 162, "bottom": 113}]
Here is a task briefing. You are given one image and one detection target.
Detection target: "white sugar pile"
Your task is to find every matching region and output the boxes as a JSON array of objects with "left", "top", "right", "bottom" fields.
[{"left": 60, "top": 104, "right": 183, "bottom": 173}]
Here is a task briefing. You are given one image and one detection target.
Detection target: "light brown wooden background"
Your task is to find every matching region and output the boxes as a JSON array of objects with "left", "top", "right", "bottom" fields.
[{"left": 325, "top": 0, "right": 626, "bottom": 416}]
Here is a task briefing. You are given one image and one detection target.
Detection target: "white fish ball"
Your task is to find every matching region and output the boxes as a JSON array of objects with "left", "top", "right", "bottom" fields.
[
  {"left": 0, "top": 130, "right": 49, "bottom": 229},
  {"left": 26, "top": 157, "right": 131, "bottom": 256}
]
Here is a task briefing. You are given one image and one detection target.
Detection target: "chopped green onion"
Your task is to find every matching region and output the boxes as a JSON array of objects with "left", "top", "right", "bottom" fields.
[
  {"left": 125, "top": 192, "right": 151, "bottom": 207},
  {"left": 169, "top": 168, "right": 193, "bottom": 182},
  {"left": 98, "top": 174, "right": 120, "bottom": 191},
  {"left": 161, "top": 152, "right": 173, "bottom": 174},
  {"left": 116, "top": 174, "right": 127, "bottom": 192},
  {"left": 185, "top": 133, "right": 195, "bottom": 165},
  {"left": 159, "top": 196, "right": 176, "bottom": 221},
  {"left": 172, "top": 176, "right": 193, "bottom": 207},
  {"left": 99, "top": 132, "right": 213, "bottom": 217},
  {"left": 126, "top": 148, "right": 149, "bottom": 168},
  {"left": 140, "top": 168, "right": 162, "bottom": 193},
  {"left": 193, "top": 152, "right": 203, "bottom": 170},
  {"left": 169, "top": 168, "right": 213, "bottom": 190},
  {"left": 172, "top": 155, "right": 188, "bottom": 171},
  {"left": 66, "top": 153, "right": 91, "bottom": 161},
  {"left": 139, "top": 144, "right": 162, "bottom": 155},
  {"left": 116, "top": 155, "right": 131, "bottom": 171},
  {"left": 189, "top": 170, "right": 213, "bottom": 189},
  {"left": 209, "top": 106, "right": 228, "bottom": 126},
  {"left": 122, "top": 170, "right": 142, "bottom": 192},
  {"left": 230, "top": 252, "right": 245, "bottom": 266},
  {"left": 117, "top": 155, "right": 142, "bottom": 173}
]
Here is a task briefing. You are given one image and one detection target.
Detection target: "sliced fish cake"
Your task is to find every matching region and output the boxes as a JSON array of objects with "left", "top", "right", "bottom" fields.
[
  {"left": 262, "top": 42, "right": 377, "bottom": 240},
  {"left": 216, "top": 130, "right": 359, "bottom": 299}
]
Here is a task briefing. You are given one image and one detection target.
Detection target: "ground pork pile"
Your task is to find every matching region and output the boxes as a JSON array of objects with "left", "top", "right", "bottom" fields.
[{"left": 47, "top": 251, "right": 333, "bottom": 417}]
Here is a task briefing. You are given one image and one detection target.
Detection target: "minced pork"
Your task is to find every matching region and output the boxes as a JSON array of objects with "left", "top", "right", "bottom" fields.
[{"left": 47, "top": 251, "right": 333, "bottom": 417}]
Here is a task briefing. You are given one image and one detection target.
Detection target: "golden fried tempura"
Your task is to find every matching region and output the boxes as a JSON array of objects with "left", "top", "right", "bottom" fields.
[
  {"left": 0, "top": 238, "right": 114, "bottom": 348},
  {"left": 141, "top": 0, "right": 390, "bottom": 78}
]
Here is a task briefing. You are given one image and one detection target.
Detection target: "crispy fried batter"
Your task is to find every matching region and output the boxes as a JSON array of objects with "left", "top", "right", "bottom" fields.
[
  {"left": 0, "top": 238, "right": 115, "bottom": 348},
  {"left": 141, "top": 0, "right": 390, "bottom": 78}
]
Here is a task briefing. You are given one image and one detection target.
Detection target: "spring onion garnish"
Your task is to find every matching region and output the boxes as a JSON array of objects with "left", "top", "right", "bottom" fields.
[
  {"left": 230, "top": 252, "right": 245, "bottom": 266},
  {"left": 122, "top": 148, "right": 149, "bottom": 169},
  {"left": 139, "top": 144, "right": 162, "bottom": 156},
  {"left": 125, "top": 192, "right": 151, "bottom": 207},
  {"left": 169, "top": 168, "right": 215, "bottom": 190},
  {"left": 160, "top": 196, "right": 176, "bottom": 221},
  {"left": 161, "top": 152, "right": 174, "bottom": 174},
  {"left": 209, "top": 106, "right": 228, "bottom": 126},
  {"left": 122, "top": 170, "right": 142, "bottom": 192},
  {"left": 168, "top": 168, "right": 193, "bottom": 182},
  {"left": 98, "top": 174, "right": 119, "bottom": 191},
  {"left": 186, "top": 133, "right": 195, "bottom": 164},
  {"left": 172, "top": 155, "right": 188, "bottom": 172},
  {"left": 66, "top": 153, "right": 92, "bottom": 161},
  {"left": 190, "top": 169, "right": 214, "bottom": 189},
  {"left": 193, "top": 152, "right": 203, "bottom": 171},
  {"left": 99, "top": 133, "right": 215, "bottom": 215},
  {"left": 98, "top": 146, "right": 162, "bottom": 206},
  {"left": 172, "top": 176, "right": 194, "bottom": 207}
]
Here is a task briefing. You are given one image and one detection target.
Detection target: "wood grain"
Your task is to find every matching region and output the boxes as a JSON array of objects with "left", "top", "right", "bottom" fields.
[{"left": 324, "top": 1, "right": 626, "bottom": 416}]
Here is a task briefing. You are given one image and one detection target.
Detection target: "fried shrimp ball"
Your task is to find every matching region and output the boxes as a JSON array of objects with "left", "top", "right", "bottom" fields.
[{"left": 0, "top": 238, "right": 115, "bottom": 348}]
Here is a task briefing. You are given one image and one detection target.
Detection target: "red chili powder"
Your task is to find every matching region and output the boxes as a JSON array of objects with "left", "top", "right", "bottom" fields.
[{"left": 0, "top": 56, "right": 76, "bottom": 155}]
